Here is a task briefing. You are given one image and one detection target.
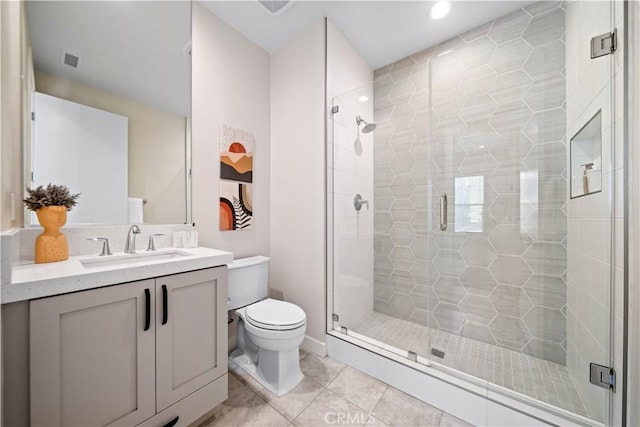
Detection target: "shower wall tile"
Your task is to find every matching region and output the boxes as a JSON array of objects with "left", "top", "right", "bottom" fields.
[
  {"left": 373, "top": 3, "right": 567, "bottom": 364},
  {"left": 488, "top": 9, "right": 529, "bottom": 44},
  {"left": 459, "top": 295, "right": 497, "bottom": 325},
  {"left": 524, "top": 8, "right": 566, "bottom": 47},
  {"left": 524, "top": 1, "right": 562, "bottom": 16},
  {"left": 488, "top": 39, "right": 532, "bottom": 74},
  {"left": 489, "top": 315, "right": 532, "bottom": 350},
  {"left": 523, "top": 74, "right": 566, "bottom": 110},
  {"left": 460, "top": 267, "right": 498, "bottom": 296},
  {"left": 434, "top": 277, "right": 466, "bottom": 304},
  {"left": 523, "top": 275, "right": 567, "bottom": 310},
  {"left": 489, "top": 285, "right": 533, "bottom": 318},
  {"left": 523, "top": 40, "right": 565, "bottom": 79},
  {"left": 391, "top": 270, "right": 416, "bottom": 293},
  {"left": 489, "top": 256, "right": 534, "bottom": 286},
  {"left": 490, "top": 70, "right": 532, "bottom": 104},
  {"left": 434, "top": 303, "right": 465, "bottom": 333},
  {"left": 390, "top": 293, "right": 416, "bottom": 320},
  {"left": 523, "top": 306, "right": 567, "bottom": 342}
]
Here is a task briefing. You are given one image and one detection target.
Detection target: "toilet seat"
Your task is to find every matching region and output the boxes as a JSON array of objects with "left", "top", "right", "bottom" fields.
[{"left": 245, "top": 298, "right": 306, "bottom": 331}]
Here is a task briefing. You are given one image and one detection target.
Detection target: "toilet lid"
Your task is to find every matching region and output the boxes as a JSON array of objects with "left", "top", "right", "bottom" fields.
[{"left": 245, "top": 299, "right": 306, "bottom": 331}]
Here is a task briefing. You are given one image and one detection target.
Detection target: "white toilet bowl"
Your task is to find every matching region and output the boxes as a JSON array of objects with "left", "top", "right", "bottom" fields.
[
  {"left": 232, "top": 298, "right": 306, "bottom": 396},
  {"left": 227, "top": 257, "right": 307, "bottom": 397}
]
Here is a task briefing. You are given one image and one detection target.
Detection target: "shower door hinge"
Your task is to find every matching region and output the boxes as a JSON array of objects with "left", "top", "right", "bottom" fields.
[
  {"left": 332, "top": 313, "right": 339, "bottom": 322},
  {"left": 591, "top": 29, "right": 617, "bottom": 59},
  {"left": 331, "top": 105, "right": 339, "bottom": 114},
  {"left": 31, "top": 112, "right": 35, "bottom": 121},
  {"left": 590, "top": 363, "right": 616, "bottom": 392}
]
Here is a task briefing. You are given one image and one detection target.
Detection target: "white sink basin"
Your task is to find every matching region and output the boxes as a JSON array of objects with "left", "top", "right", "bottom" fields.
[{"left": 80, "top": 250, "right": 192, "bottom": 269}]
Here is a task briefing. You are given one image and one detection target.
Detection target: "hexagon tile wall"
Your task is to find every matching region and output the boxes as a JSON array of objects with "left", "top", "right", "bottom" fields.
[{"left": 373, "top": 3, "right": 567, "bottom": 365}]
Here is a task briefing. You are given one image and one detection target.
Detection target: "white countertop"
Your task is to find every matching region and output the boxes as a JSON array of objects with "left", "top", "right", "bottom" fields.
[{"left": 3, "top": 247, "right": 233, "bottom": 304}]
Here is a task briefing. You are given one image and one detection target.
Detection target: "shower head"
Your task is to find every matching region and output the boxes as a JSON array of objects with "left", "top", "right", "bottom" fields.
[{"left": 356, "top": 115, "right": 377, "bottom": 134}]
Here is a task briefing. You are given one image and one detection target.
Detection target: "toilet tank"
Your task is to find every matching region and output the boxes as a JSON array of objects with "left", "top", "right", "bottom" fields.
[{"left": 227, "top": 256, "right": 270, "bottom": 310}]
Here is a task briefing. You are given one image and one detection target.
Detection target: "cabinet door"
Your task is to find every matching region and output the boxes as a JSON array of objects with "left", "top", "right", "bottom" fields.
[
  {"left": 156, "top": 267, "right": 227, "bottom": 411},
  {"left": 30, "top": 280, "right": 156, "bottom": 427}
]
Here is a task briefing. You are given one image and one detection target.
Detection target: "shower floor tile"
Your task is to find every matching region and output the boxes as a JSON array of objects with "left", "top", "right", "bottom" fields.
[{"left": 350, "top": 312, "right": 588, "bottom": 417}]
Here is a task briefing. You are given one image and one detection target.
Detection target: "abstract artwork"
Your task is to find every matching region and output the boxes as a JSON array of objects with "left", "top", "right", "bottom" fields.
[{"left": 219, "top": 124, "right": 254, "bottom": 231}]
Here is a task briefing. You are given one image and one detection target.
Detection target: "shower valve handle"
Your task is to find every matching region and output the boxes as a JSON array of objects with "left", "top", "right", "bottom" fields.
[{"left": 354, "top": 194, "right": 369, "bottom": 211}]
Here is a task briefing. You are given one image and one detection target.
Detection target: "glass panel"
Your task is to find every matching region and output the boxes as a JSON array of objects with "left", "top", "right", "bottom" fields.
[
  {"left": 330, "top": 74, "right": 433, "bottom": 362},
  {"left": 329, "top": 84, "right": 387, "bottom": 350},
  {"left": 427, "top": 1, "right": 615, "bottom": 423}
]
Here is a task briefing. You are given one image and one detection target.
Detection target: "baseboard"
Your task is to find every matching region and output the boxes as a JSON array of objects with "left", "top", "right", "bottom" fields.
[{"left": 301, "top": 334, "right": 326, "bottom": 356}]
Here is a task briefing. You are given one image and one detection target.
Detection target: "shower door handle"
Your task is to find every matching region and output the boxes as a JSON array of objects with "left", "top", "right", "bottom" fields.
[{"left": 440, "top": 194, "right": 448, "bottom": 231}]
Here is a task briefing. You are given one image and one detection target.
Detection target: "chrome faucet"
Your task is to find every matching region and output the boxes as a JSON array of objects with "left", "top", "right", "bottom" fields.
[{"left": 124, "top": 225, "right": 141, "bottom": 254}]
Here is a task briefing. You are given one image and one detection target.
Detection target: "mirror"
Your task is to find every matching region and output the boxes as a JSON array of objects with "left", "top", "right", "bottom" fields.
[
  {"left": 570, "top": 110, "right": 602, "bottom": 199},
  {"left": 24, "top": 1, "right": 191, "bottom": 225}
]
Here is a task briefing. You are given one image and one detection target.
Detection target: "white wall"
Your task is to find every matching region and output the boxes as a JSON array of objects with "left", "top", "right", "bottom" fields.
[
  {"left": 565, "top": 1, "right": 625, "bottom": 423},
  {"left": 326, "top": 22, "right": 374, "bottom": 329},
  {"left": 270, "top": 19, "right": 326, "bottom": 352},
  {"left": 192, "top": 3, "right": 270, "bottom": 258}
]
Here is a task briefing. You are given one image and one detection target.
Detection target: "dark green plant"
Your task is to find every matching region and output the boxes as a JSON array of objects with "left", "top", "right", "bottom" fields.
[{"left": 23, "top": 184, "right": 81, "bottom": 212}]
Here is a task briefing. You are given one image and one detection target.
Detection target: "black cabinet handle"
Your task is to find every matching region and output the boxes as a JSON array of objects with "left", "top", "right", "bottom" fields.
[
  {"left": 163, "top": 415, "right": 179, "bottom": 427},
  {"left": 144, "top": 288, "right": 151, "bottom": 331},
  {"left": 162, "top": 284, "right": 168, "bottom": 325}
]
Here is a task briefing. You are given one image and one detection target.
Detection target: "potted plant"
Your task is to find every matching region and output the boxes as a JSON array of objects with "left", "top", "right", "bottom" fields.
[{"left": 23, "top": 184, "right": 80, "bottom": 263}]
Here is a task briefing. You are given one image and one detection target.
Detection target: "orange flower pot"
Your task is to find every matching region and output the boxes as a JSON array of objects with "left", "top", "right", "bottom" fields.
[{"left": 35, "top": 206, "right": 69, "bottom": 263}]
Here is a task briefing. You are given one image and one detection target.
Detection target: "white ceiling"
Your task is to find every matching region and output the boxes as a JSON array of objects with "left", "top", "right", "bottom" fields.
[
  {"left": 201, "top": 0, "right": 535, "bottom": 70},
  {"left": 26, "top": 1, "right": 191, "bottom": 116}
]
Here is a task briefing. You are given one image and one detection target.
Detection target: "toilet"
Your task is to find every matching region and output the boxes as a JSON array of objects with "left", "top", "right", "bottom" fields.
[{"left": 228, "top": 256, "right": 306, "bottom": 396}]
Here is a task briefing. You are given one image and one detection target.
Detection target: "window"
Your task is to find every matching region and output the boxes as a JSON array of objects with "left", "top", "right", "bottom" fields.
[{"left": 454, "top": 176, "right": 484, "bottom": 232}]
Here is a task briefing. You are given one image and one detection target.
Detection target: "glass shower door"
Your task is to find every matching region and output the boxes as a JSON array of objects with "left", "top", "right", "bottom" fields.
[{"left": 426, "top": 1, "right": 618, "bottom": 423}]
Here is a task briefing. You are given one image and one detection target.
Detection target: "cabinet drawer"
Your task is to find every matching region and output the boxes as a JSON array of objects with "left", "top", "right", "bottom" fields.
[{"left": 137, "top": 374, "right": 228, "bottom": 427}]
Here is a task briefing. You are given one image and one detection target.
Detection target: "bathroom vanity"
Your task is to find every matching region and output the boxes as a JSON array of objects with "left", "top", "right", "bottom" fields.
[{"left": 2, "top": 247, "right": 233, "bottom": 427}]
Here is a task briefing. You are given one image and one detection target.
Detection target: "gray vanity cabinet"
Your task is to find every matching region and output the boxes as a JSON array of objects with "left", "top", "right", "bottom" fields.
[{"left": 29, "top": 267, "right": 228, "bottom": 427}]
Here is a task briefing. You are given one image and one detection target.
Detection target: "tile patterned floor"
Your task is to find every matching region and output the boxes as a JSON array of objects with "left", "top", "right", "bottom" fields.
[
  {"left": 350, "top": 312, "right": 588, "bottom": 417},
  {"left": 199, "top": 351, "right": 474, "bottom": 427}
]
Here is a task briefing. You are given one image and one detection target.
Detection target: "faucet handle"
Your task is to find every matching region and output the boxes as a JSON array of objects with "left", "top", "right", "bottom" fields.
[
  {"left": 87, "top": 237, "right": 112, "bottom": 256},
  {"left": 147, "top": 234, "right": 165, "bottom": 252}
]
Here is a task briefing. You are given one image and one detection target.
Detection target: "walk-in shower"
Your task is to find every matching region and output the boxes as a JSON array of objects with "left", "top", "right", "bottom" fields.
[{"left": 327, "top": 1, "right": 624, "bottom": 425}]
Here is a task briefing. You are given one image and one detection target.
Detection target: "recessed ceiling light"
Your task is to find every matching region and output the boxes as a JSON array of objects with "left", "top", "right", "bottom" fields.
[
  {"left": 358, "top": 95, "right": 369, "bottom": 102},
  {"left": 429, "top": 1, "right": 451, "bottom": 20}
]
